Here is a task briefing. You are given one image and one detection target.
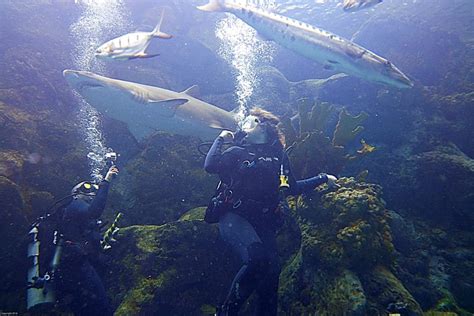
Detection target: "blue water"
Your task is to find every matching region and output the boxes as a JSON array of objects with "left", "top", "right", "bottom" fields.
[{"left": 1, "top": 0, "right": 473, "bottom": 314}]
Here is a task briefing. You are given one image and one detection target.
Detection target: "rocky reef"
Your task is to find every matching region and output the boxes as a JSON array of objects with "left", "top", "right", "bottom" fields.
[
  {"left": 104, "top": 214, "right": 237, "bottom": 316},
  {"left": 1, "top": 0, "right": 473, "bottom": 315},
  {"left": 279, "top": 177, "right": 422, "bottom": 315}
]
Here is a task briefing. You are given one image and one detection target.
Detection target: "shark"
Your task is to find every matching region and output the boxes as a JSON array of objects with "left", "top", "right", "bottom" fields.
[
  {"left": 197, "top": 0, "right": 413, "bottom": 89},
  {"left": 63, "top": 70, "right": 238, "bottom": 140},
  {"left": 95, "top": 10, "right": 172, "bottom": 60}
]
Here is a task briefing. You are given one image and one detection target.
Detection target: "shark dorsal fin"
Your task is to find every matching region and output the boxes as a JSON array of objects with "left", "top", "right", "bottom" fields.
[{"left": 182, "top": 85, "right": 200, "bottom": 98}]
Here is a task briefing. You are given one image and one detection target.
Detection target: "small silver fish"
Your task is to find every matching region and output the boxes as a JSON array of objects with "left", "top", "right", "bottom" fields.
[
  {"left": 95, "top": 10, "right": 172, "bottom": 60},
  {"left": 343, "top": 0, "right": 383, "bottom": 12}
]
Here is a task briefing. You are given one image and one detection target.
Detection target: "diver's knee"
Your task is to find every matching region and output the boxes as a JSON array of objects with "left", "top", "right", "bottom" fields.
[{"left": 247, "top": 242, "right": 270, "bottom": 270}]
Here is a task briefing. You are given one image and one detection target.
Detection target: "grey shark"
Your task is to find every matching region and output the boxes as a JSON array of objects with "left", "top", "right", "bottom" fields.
[
  {"left": 63, "top": 70, "right": 238, "bottom": 140},
  {"left": 198, "top": 0, "right": 412, "bottom": 89}
]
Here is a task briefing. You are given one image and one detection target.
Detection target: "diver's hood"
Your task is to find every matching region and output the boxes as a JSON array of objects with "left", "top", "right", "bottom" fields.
[{"left": 71, "top": 181, "right": 99, "bottom": 196}]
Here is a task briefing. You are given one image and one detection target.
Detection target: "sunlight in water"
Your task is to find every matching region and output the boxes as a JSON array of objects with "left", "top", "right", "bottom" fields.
[
  {"left": 70, "top": 0, "right": 128, "bottom": 181},
  {"left": 215, "top": 8, "right": 275, "bottom": 121}
]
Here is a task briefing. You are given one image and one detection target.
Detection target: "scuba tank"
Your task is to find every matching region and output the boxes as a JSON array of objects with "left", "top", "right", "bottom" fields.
[
  {"left": 26, "top": 194, "right": 72, "bottom": 312},
  {"left": 26, "top": 226, "right": 63, "bottom": 312}
]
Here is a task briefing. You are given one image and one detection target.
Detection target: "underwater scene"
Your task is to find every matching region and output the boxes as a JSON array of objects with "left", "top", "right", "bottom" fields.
[{"left": 1, "top": 0, "right": 473, "bottom": 315}]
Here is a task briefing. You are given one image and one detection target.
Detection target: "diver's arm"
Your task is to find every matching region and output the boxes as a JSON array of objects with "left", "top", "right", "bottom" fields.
[
  {"left": 292, "top": 174, "right": 329, "bottom": 195},
  {"left": 205, "top": 130, "right": 234, "bottom": 174},
  {"left": 284, "top": 152, "right": 329, "bottom": 195},
  {"left": 204, "top": 135, "right": 225, "bottom": 174},
  {"left": 87, "top": 180, "right": 110, "bottom": 218}
]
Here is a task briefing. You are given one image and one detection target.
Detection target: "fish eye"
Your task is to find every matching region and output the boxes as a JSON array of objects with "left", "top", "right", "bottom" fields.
[{"left": 254, "top": 118, "right": 260, "bottom": 123}]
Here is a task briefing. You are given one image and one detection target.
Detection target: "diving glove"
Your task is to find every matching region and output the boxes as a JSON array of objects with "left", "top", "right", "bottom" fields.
[
  {"left": 326, "top": 174, "right": 340, "bottom": 189},
  {"left": 105, "top": 166, "right": 119, "bottom": 182},
  {"left": 219, "top": 130, "right": 234, "bottom": 142}
]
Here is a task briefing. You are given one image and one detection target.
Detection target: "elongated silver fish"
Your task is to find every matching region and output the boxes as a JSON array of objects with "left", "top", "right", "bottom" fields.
[
  {"left": 95, "top": 11, "right": 172, "bottom": 60},
  {"left": 343, "top": 0, "right": 383, "bottom": 12},
  {"left": 63, "top": 70, "right": 238, "bottom": 140},
  {"left": 198, "top": 0, "right": 412, "bottom": 89}
]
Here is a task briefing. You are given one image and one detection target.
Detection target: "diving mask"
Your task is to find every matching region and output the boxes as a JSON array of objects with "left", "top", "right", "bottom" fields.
[{"left": 237, "top": 115, "right": 268, "bottom": 145}]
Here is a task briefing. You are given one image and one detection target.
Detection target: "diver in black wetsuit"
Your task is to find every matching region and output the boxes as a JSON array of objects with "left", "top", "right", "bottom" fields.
[
  {"left": 55, "top": 166, "right": 118, "bottom": 316},
  {"left": 204, "top": 108, "right": 338, "bottom": 316}
]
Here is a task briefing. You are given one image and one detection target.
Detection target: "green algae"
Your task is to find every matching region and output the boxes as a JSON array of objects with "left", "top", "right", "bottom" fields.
[
  {"left": 105, "top": 221, "right": 237, "bottom": 314},
  {"left": 178, "top": 206, "right": 206, "bottom": 221}
]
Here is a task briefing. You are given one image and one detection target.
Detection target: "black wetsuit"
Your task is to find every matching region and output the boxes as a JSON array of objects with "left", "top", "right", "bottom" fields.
[
  {"left": 56, "top": 180, "right": 112, "bottom": 316},
  {"left": 204, "top": 136, "right": 328, "bottom": 315}
]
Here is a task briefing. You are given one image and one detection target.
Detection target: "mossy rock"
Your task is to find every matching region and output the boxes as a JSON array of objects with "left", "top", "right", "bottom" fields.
[
  {"left": 361, "top": 266, "right": 423, "bottom": 315},
  {"left": 179, "top": 206, "right": 206, "bottom": 221},
  {"left": 106, "top": 220, "right": 237, "bottom": 315}
]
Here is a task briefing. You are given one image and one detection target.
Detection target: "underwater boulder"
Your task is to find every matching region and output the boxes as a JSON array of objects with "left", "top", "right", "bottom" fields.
[
  {"left": 105, "top": 220, "right": 237, "bottom": 315},
  {"left": 413, "top": 144, "right": 474, "bottom": 228},
  {"left": 361, "top": 266, "right": 423, "bottom": 315},
  {"left": 280, "top": 177, "right": 405, "bottom": 314}
]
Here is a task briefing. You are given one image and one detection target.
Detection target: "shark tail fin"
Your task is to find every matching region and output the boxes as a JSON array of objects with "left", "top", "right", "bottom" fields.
[
  {"left": 152, "top": 9, "right": 173, "bottom": 39},
  {"left": 196, "top": 0, "right": 225, "bottom": 12}
]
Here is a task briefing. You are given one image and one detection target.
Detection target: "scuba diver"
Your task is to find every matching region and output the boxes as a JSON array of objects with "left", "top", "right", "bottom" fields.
[
  {"left": 27, "top": 165, "right": 119, "bottom": 315},
  {"left": 204, "top": 108, "right": 338, "bottom": 316},
  {"left": 55, "top": 165, "right": 118, "bottom": 315}
]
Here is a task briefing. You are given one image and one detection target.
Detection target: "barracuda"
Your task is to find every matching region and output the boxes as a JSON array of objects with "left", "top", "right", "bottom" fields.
[
  {"left": 63, "top": 70, "right": 238, "bottom": 140},
  {"left": 198, "top": 0, "right": 413, "bottom": 89},
  {"left": 343, "top": 0, "right": 383, "bottom": 12}
]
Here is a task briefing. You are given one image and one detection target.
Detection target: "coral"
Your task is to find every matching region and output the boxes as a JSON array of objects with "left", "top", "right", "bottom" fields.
[
  {"left": 281, "top": 99, "right": 372, "bottom": 178},
  {"left": 279, "top": 177, "right": 399, "bottom": 314},
  {"left": 288, "top": 131, "right": 347, "bottom": 178},
  {"left": 298, "top": 98, "right": 335, "bottom": 135},
  {"left": 332, "top": 108, "right": 369, "bottom": 148}
]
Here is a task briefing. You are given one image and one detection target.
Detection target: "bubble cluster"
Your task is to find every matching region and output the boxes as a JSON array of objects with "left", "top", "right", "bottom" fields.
[
  {"left": 215, "top": 3, "right": 275, "bottom": 121},
  {"left": 69, "top": 0, "right": 129, "bottom": 180}
]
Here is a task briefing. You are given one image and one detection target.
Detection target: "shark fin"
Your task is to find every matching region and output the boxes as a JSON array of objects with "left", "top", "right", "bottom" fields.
[
  {"left": 209, "top": 121, "right": 226, "bottom": 129},
  {"left": 152, "top": 9, "right": 173, "bottom": 39},
  {"left": 182, "top": 85, "right": 200, "bottom": 98},
  {"left": 197, "top": 0, "right": 225, "bottom": 12},
  {"left": 136, "top": 52, "right": 160, "bottom": 59},
  {"left": 147, "top": 98, "right": 189, "bottom": 117}
]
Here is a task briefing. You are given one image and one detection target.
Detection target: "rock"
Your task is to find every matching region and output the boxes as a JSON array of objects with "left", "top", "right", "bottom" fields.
[
  {"left": 414, "top": 144, "right": 474, "bottom": 228},
  {"left": 178, "top": 206, "right": 206, "bottom": 221},
  {"left": 361, "top": 266, "right": 423, "bottom": 315},
  {"left": 106, "top": 221, "right": 237, "bottom": 315},
  {"left": 321, "top": 269, "right": 367, "bottom": 316},
  {"left": 387, "top": 210, "right": 419, "bottom": 254},
  {"left": 280, "top": 178, "right": 399, "bottom": 314},
  {"left": 107, "top": 133, "right": 216, "bottom": 226},
  {"left": 0, "top": 176, "right": 28, "bottom": 311}
]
